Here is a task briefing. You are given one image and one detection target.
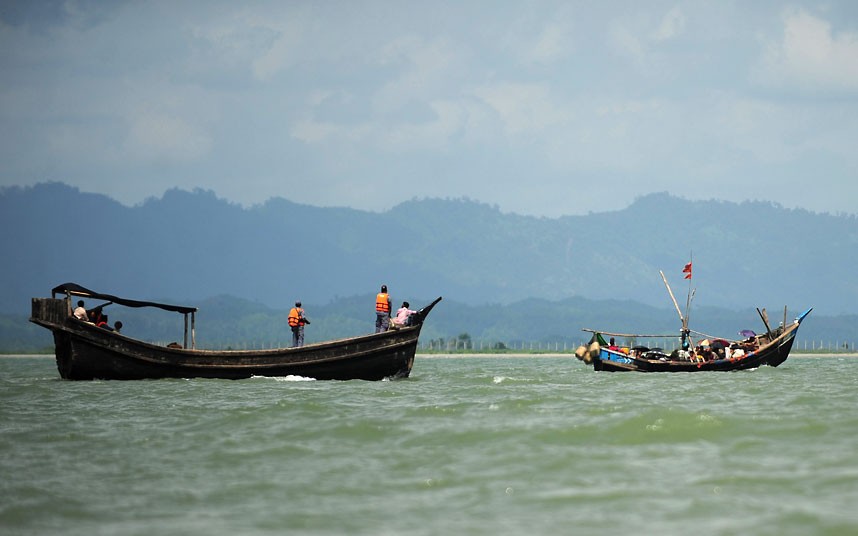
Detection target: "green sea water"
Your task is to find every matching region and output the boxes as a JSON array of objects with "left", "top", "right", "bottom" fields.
[{"left": 2, "top": 355, "right": 857, "bottom": 536}]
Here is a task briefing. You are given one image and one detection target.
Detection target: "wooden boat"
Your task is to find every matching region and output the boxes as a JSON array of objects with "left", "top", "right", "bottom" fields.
[
  {"left": 575, "top": 265, "right": 811, "bottom": 372},
  {"left": 577, "top": 306, "right": 811, "bottom": 372},
  {"left": 30, "top": 283, "right": 442, "bottom": 381}
]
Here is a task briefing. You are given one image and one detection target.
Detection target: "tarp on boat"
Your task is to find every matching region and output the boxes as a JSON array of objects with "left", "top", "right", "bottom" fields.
[
  {"left": 52, "top": 283, "right": 197, "bottom": 314},
  {"left": 589, "top": 332, "right": 609, "bottom": 346}
]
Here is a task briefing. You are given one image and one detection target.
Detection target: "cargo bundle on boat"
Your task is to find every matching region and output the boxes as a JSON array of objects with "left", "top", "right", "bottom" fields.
[{"left": 31, "top": 283, "right": 441, "bottom": 381}]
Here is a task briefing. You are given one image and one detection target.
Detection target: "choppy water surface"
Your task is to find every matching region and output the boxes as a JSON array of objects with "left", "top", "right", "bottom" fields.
[{"left": 2, "top": 355, "right": 857, "bottom": 535}]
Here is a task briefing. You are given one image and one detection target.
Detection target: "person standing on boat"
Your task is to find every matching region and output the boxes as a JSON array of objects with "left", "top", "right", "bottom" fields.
[
  {"left": 375, "top": 285, "right": 391, "bottom": 333},
  {"left": 288, "top": 301, "right": 309, "bottom": 347},
  {"left": 73, "top": 300, "right": 88, "bottom": 321}
]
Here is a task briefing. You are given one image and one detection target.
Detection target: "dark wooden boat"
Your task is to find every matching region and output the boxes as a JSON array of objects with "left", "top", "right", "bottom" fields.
[
  {"left": 575, "top": 264, "right": 811, "bottom": 372},
  {"left": 30, "top": 283, "right": 441, "bottom": 381},
  {"left": 577, "top": 307, "right": 812, "bottom": 372}
]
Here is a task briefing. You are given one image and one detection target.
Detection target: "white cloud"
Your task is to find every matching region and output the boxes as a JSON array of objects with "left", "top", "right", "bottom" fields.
[
  {"left": 377, "top": 100, "right": 465, "bottom": 150},
  {"left": 652, "top": 6, "right": 686, "bottom": 41},
  {"left": 471, "top": 82, "right": 571, "bottom": 137},
  {"left": 608, "top": 5, "right": 687, "bottom": 64},
  {"left": 371, "top": 35, "right": 466, "bottom": 116},
  {"left": 187, "top": 12, "right": 283, "bottom": 78},
  {"left": 290, "top": 98, "right": 467, "bottom": 152},
  {"left": 125, "top": 112, "right": 212, "bottom": 161},
  {"left": 528, "top": 21, "right": 575, "bottom": 64},
  {"left": 608, "top": 22, "right": 646, "bottom": 63},
  {"left": 290, "top": 119, "right": 366, "bottom": 144},
  {"left": 757, "top": 8, "right": 858, "bottom": 91},
  {"left": 251, "top": 23, "right": 303, "bottom": 81}
]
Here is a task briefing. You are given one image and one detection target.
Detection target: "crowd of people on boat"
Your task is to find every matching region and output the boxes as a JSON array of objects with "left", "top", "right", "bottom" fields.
[
  {"left": 606, "top": 334, "right": 761, "bottom": 363},
  {"left": 671, "top": 336, "right": 760, "bottom": 362},
  {"left": 73, "top": 300, "right": 123, "bottom": 333}
]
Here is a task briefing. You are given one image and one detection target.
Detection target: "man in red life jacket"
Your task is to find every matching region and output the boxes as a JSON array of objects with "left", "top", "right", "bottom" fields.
[
  {"left": 375, "top": 285, "right": 391, "bottom": 333},
  {"left": 288, "top": 301, "right": 309, "bottom": 347}
]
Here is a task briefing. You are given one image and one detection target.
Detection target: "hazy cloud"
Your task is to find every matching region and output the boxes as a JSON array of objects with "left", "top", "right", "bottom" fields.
[
  {"left": 1, "top": 1, "right": 856, "bottom": 216},
  {"left": 652, "top": 7, "right": 686, "bottom": 41},
  {"left": 758, "top": 8, "right": 858, "bottom": 91}
]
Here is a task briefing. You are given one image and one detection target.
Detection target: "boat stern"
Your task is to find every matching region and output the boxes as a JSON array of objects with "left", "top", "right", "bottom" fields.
[{"left": 30, "top": 297, "right": 70, "bottom": 328}]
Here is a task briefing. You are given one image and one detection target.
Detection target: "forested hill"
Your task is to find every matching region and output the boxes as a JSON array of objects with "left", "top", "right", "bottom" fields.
[{"left": 3, "top": 182, "right": 857, "bottom": 316}]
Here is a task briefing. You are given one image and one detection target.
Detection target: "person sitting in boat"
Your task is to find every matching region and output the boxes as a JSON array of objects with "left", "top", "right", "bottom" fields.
[
  {"left": 113, "top": 320, "right": 123, "bottom": 334},
  {"left": 730, "top": 343, "right": 745, "bottom": 358},
  {"left": 711, "top": 339, "right": 727, "bottom": 359},
  {"left": 671, "top": 348, "right": 690, "bottom": 361},
  {"left": 392, "top": 301, "right": 416, "bottom": 328},
  {"left": 96, "top": 313, "right": 113, "bottom": 331},
  {"left": 740, "top": 335, "right": 759, "bottom": 352},
  {"left": 680, "top": 348, "right": 693, "bottom": 361},
  {"left": 73, "top": 300, "right": 88, "bottom": 321},
  {"left": 607, "top": 337, "right": 619, "bottom": 351},
  {"left": 696, "top": 342, "right": 716, "bottom": 361},
  {"left": 670, "top": 338, "right": 694, "bottom": 361},
  {"left": 87, "top": 305, "right": 109, "bottom": 329}
]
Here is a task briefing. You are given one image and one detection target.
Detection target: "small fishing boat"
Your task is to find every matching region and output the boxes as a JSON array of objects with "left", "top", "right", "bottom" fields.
[
  {"left": 578, "top": 308, "right": 811, "bottom": 372},
  {"left": 575, "top": 264, "right": 811, "bottom": 372},
  {"left": 30, "top": 283, "right": 441, "bottom": 381}
]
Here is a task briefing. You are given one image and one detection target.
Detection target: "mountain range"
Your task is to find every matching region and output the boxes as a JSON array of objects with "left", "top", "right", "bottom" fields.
[
  {"left": 3, "top": 181, "right": 856, "bottom": 315},
  {"left": 3, "top": 182, "right": 857, "bottom": 351}
]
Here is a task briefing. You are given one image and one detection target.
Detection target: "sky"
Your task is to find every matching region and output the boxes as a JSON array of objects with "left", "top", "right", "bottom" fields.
[{"left": 1, "top": 0, "right": 857, "bottom": 218}]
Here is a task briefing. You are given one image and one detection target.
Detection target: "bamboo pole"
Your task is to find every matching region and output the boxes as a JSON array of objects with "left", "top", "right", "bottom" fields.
[{"left": 660, "top": 270, "right": 684, "bottom": 326}]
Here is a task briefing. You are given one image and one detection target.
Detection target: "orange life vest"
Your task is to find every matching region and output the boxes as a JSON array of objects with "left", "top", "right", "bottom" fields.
[
  {"left": 288, "top": 307, "right": 304, "bottom": 327},
  {"left": 376, "top": 293, "right": 390, "bottom": 313}
]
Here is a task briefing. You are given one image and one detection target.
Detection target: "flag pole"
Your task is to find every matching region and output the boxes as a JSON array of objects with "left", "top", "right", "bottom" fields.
[{"left": 684, "top": 252, "right": 693, "bottom": 331}]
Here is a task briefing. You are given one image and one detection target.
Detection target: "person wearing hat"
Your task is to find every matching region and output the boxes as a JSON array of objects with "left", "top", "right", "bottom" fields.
[
  {"left": 288, "top": 301, "right": 309, "bottom": 347},
  {"left": 375, "top": 285, "right": 391, "bottom": 333}
]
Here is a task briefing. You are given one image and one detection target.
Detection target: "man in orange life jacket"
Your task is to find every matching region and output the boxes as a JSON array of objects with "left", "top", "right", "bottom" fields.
[
  {"left": 288, "top": 301, "right": 309, "bottom": 347},
  {"left": 375, "top": 285, "right": 391, "bottom": 333}
]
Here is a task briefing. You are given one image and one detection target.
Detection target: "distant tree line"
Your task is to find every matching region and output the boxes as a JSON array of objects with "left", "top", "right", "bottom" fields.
[{"left": 3, "top": 294, "right": 856, "bottom": 354}]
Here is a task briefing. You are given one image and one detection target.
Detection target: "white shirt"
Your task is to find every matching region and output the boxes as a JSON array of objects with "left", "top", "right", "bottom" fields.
[{"left": 394, "top": 306, "right": 415, "bottom": 325}]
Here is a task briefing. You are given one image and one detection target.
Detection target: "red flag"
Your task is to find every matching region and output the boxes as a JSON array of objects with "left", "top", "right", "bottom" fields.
[{"left": 682, "top": 262, "right": 692, "bottom": 279}]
